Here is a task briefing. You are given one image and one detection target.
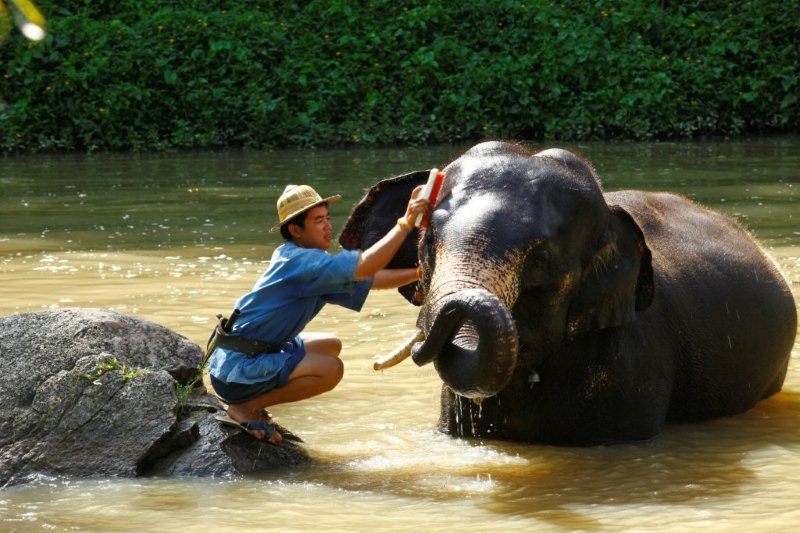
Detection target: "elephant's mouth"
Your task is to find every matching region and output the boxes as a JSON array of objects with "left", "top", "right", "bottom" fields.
[{"left": 390, "top": 289, "right": 518, "bottom": 399}]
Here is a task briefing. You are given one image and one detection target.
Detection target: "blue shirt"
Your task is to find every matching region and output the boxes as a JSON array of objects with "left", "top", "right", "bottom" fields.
[{"left": 207, "top": 241, "right": 372, "bottom": 384}]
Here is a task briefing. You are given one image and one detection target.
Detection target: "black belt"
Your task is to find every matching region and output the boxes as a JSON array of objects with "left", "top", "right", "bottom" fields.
[
  {"left": 202, "top": 309, "right": 284, "bottom": 366},
  {"left": 214, "top": 333, "right": 284, "bottom": 356}
]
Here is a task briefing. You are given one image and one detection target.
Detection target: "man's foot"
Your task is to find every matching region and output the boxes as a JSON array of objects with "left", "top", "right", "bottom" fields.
[
  {"left": 215, "top": 396, "right": 272, "bottom": 421},
  {"left": 224, "top": 403, "right": 280, "bottom": 442},
  {"left": 215, "top": 414, "right": 283, "bottom": 444}
]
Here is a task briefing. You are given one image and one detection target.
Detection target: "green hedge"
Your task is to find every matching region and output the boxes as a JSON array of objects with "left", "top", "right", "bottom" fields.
[{"left": 1, "top": 0, "right": 798, "bottom": 152}]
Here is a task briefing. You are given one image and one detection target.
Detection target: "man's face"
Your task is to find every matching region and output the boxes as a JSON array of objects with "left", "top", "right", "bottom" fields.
[{"left": 291, "top": 204, "right": 333, "bottom": 250}]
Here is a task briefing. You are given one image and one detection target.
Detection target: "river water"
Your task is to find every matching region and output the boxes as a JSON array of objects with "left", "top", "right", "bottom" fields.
[{"left": 1, "top": 140, "right": 798, "bottom": 531}]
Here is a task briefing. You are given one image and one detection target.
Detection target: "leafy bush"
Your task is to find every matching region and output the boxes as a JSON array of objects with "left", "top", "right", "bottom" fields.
[{"left": 1, "top": 0, "right": 797, "bottom": 152}]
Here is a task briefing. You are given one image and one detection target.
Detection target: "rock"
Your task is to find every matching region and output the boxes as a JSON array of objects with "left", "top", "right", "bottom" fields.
[{"left": 0, "top": 308, "right": 309, "bottom": 487}]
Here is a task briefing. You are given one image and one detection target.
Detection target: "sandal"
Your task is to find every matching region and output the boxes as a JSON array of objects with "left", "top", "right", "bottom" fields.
[
  {"left": 215, "top": 414, "right": 282, "bottom": 444},
  {"left": 214, "top": 396, "right": 272, "bottom": 422}
]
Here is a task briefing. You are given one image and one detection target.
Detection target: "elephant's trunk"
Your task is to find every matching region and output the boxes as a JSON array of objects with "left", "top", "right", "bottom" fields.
[{"left": 411, "top": 288, "right": 518, "bottom": 399}]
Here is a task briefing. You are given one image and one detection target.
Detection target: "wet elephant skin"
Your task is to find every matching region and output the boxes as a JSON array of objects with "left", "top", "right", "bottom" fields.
[{"left": 340, "top": 141, "right": 797, "bottom": 445}]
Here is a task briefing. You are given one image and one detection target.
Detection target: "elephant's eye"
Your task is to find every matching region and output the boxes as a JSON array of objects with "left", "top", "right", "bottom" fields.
[
  {"left": 522, "top": 246, "right": 553, "bottom": 286},
  {"left": 419, "top": 222, "right": 436, "bottom": 275},
  {"left": 423, "top": 219, "right": 437, "bottom": 249},
  {"left": 529, "top": 247, "right": 550, "bottom": 265}
]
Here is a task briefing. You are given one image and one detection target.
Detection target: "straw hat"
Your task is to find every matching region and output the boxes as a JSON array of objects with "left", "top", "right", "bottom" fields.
[{"left": 270, "top": 184, "right": 341, "bottom": 232}]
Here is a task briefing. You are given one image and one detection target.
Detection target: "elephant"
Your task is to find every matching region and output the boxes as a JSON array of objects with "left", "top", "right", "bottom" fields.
[{"left": 339, "top": 141, "right": 797, "bottom": 446}]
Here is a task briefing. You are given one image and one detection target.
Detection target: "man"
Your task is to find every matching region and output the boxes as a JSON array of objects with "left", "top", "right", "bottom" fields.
[{"left": 207, "top": 183, "right": 428, "bottom": 443}]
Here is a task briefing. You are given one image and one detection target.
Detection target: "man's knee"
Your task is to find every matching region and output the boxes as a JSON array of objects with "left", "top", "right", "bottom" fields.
[
  {"left": 304, "top": 357, "right": 343, "bottom": 395},
  {"left": 317, "top": 335, "right": 342, "bottom": 357},
  {"left": 324, "top": 357, "right": 344, "bottom": 389},
  {"left": 302, "top": 333, "right": 343, "bottom": 357},
  {"left": 329, "top": 336, "right": 343, "bottom": 356}
]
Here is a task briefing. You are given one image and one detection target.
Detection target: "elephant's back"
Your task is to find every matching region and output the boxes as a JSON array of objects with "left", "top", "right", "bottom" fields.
[
  {"left": 606, "top": 188, "right": 794, "bottom": 319},
  {"left": 605, "top": 190, "right": 782, "bottom": 285},
  {"left": 606, "top": 190, "right": 751, "bottom": 253},
  {"left": 606, "top": 190, "right": 796, "bottom": 419}
]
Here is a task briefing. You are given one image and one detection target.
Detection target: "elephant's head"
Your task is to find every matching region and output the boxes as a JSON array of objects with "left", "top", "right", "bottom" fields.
[{"left": 340, "top": 141, "right": 653, "bottom": 400}]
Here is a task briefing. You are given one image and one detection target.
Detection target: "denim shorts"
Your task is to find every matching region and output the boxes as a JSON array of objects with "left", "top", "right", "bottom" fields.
[{"left": 210, "top": 348, "right": 306, "bottom": 404}]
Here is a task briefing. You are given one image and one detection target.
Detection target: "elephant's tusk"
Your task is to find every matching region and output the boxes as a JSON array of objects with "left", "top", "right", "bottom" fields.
[{"left": 374, "top": 329, "right": 425, "bottom": 371}]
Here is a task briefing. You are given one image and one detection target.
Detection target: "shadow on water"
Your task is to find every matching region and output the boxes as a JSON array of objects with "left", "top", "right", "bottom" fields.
[
  {"left": 285, "top": 390, "right": 800, "bottom": 529},
  {"left": 477, "top": 392, "right": 800, "bottom": 528}
]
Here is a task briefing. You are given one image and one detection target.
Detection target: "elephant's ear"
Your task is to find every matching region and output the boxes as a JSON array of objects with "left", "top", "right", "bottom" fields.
[
  {"left": 566, "top": 206, "right": 654, "bottom": 338},
  {"left": 339, "top": 170, "right": 430, "bottom": 305}
]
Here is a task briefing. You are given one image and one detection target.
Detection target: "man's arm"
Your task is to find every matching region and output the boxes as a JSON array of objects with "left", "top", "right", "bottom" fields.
[
  {"left": 371, "top": 267, "right": 419, "bottom": 289},
  {"left": 354, "top": 186, "right": 428, "bottom": 280}
]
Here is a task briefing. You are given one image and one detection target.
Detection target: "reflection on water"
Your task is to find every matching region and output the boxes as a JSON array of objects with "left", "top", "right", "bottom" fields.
[{"left": 1, "top": 140, "right": 799, "bottom": 531}]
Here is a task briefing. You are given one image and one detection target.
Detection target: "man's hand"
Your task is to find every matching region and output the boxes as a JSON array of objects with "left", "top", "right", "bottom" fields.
[
  {"left": 355, "top": 186, "right": 431, "bottom": 280},
  {"left": 400, "top": 185, "right": 429, "bottom": 227}
]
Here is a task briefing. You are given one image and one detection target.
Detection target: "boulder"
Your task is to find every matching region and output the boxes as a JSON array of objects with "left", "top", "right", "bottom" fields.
[{"left": 0, "top": 308, "right": 308, "bottom": 488}]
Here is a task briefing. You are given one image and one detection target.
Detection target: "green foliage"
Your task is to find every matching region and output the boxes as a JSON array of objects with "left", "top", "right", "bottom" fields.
[
  {"left": 83, "top": 357, "right": 120, "bottom": 382},
  {"left": 1, "top": 0, "right": 798, "bottom": 152},
  {"left": 84, "top": 356, "right": 149, "bottom": 383},
  {"left": 81, "top": 354, "right": 195, "bottom": 403},
  {"left": 174, "top": 375, "right": 200, "bottom": 404}
]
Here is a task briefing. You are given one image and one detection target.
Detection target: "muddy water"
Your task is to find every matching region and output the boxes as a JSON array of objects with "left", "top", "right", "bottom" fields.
[{"left": 1, "top": 140, "right": 799, "bottom": 531}]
